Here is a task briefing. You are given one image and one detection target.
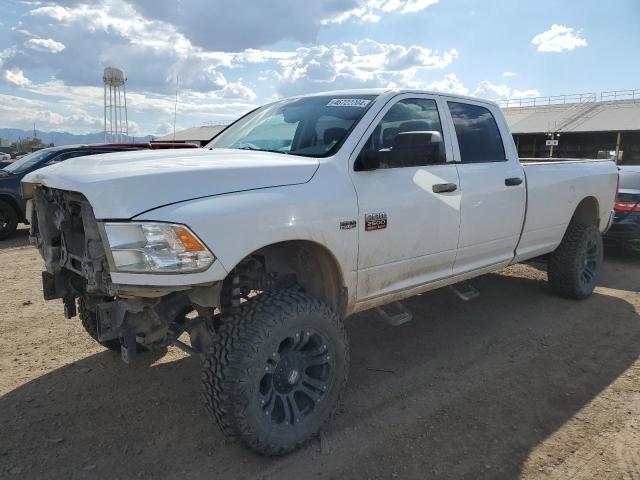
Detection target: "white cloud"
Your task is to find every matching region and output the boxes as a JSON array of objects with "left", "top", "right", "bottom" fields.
[
  {"left": 24, "top": 38, "right": 66, "bottom": 53},
  {"left": 400, "top": 0, "right": 439, "bottom": 14},
  {"left": 511, "top": 88, "right": 540, "bottom": 99},
  {"left": 325, "top": 0, "right": 439, "bottom": 24},
  {"left": 531, "top": 24, "right": 587, "bottom": 52},
  {"left": 502, "top": 71, "right": 517, "bottom": 77},
  {"left": 29, "top": 5, "right": 72, "bottom": 21},
  {"left": 473, "top": 80, "right": 540, "bottom": 100},
  {"left": 420, "top": 76, "right": 540, "bottom": 101},
  {"left": 425, "top": 73, "right": 469, "bottom": 95},
  {"left": 273, "top": 39, "right": 458, "bottom": 96},
  {"left": 1, "top": 68, "right": 31, "bottom": 87},
  {"left": 218, "top": 81, "right": 256, "bottom": 101}
]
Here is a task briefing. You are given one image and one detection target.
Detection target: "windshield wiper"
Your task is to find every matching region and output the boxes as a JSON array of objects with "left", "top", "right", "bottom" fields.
[{"left": 236, "top": 146, "right": 288, "bottom": 155}]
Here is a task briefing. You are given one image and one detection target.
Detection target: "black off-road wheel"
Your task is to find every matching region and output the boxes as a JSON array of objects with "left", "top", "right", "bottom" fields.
[
  {"left": 201, "top": 288, "right": 349, "bottom": 456},
  {"left": 0, "top": 200, "right": 18, "bottom": 241},
  {"left": 547, "top": 220, "right": 603, "bottom": 299},
  {"left": 78, "top": 296, "right": 123, "bottom": 351}
]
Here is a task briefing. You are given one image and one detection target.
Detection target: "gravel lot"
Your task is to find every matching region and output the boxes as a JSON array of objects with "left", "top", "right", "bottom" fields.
[{"left": 1, "top": 225, "right": 640, "bottom": 479}]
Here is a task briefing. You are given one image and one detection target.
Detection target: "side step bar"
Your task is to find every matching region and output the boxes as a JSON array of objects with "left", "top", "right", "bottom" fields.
[
  {"left": 449, "top": 281, "right": 479, "bottom": 301},
  {"left": 376, "top": 302, "right": 413, "bottom": 326}
]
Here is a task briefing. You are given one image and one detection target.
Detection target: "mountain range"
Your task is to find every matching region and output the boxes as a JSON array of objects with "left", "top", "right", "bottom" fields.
[{"left": 0, "top": 128, "right": 154, "bottom": 146}]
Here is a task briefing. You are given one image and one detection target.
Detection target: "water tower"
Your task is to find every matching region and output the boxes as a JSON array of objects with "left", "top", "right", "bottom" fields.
[{"left": 103, "top": 67, "right": 128, "bottom": 143}]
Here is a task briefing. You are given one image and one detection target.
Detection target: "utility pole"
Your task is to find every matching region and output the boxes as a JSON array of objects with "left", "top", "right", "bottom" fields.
[
  {"left": 547, "top": 132, "right": 560, "bottom": 158},
  {"left": 545, "top": 120, "right": 560, "bottom": 159}
]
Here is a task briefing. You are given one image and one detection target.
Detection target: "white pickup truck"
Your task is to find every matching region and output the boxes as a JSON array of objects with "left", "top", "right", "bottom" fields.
[{"left": 23, "top": 89, "right": 618, "bottom": 455}]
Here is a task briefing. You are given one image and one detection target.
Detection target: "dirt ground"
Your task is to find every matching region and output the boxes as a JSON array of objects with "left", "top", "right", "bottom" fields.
[{"left": 1, "top": 225, "right": 640, "bottom": 479}]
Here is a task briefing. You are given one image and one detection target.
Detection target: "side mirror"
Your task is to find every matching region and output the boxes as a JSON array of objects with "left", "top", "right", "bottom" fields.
[
  {"left": 393, "top": 131, "right": 445, "bottom": 165},
  {"left": 354, "top": 150, "right": 381, "bottom": 171},
  {"left": 393, "top": 131, "right": 443, "bottom": 150}
]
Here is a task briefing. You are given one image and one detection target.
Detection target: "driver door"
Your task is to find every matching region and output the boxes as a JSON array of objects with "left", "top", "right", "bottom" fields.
[{"left": 348, "top": 94, "right": 462, "bottom": 302}]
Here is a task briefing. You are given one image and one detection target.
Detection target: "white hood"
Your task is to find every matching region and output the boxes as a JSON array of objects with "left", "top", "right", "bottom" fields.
[{"left": 22, "top": 148, "right": 319, "bottom": 218}]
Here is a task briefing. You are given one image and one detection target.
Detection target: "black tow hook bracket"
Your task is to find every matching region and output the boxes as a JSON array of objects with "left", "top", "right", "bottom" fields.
[
  {"left": 120, "top": 331, "right": 137, "bottom": 364},
  {"left": 62, "top": 294, "right": 77, "bottom": 319},
  {"left": 96, "top": 302, "right": 127, "bottom": 342},
  {"left": 96, "top": 301, "right": 140, "bottom": 364}
]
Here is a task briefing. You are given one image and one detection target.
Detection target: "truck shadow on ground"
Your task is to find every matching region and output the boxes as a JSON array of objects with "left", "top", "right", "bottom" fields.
[{"left": 2, "top": 268, "right": 639, "bottom": 479}]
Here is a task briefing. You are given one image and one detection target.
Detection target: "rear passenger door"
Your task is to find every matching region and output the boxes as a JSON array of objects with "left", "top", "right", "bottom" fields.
[{"left": 444, "top": 100, "right": 526, "bottom": 274}]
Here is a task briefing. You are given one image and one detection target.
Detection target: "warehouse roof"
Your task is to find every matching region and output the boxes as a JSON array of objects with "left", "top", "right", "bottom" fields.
[
  {"left": 503, "top": 100, "right": 640, "bottom": 134},
  {"left": 155, "top": 125, "right": 226, "bottom": 142}
]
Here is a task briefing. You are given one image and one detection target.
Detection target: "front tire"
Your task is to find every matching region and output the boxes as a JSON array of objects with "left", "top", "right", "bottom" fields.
[
  {"left": 0, "top": 200, "right": 18, "bottom": 241},
  {"left": 548, "top": 221, "right": 603, "bottom": 299},
  {"left": 201, "top": 289, "right": 349, "bottom": 456}
]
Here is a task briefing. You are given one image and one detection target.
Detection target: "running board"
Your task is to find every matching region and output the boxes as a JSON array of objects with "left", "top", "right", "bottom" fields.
[
  {"left": 376, "top": 302, "right": 413, "bottom": 326},
  {"left": 449, "top": 281, "right": 479, "bottom": 301}
]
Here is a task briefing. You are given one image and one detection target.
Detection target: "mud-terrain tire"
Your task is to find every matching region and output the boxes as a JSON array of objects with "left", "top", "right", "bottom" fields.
[
  {"left": 201, "top": 288, "right": 349, "bottom": 456},
  {"left": 0, "top": 199, "right": 18, "bottom": 241},
  {"left": 548, "top": 220, "right": 603, "bottom": 299}
]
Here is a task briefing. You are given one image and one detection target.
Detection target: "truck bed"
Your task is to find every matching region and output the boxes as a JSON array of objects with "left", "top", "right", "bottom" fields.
[{"left": 512, "top": 158, "right": 618, "bottom": 263}]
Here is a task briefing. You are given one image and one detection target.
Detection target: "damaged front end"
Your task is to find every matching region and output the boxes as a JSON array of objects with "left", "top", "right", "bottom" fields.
[{"left": 30, "top": 186, "right": 219, "bottom": 362}]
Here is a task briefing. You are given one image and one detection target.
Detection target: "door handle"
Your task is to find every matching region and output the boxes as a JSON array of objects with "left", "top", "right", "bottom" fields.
[
  {"left": 505, "top": 177, "right": 523, "bottom": 186},
  {"left": 432, "top": 183, "right": 458, "bottom": 193}
]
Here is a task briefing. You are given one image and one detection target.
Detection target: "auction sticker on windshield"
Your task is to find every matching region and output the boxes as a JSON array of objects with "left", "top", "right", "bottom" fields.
[{"left": 327, "top": 98, "right": 371, "bottom": 107}]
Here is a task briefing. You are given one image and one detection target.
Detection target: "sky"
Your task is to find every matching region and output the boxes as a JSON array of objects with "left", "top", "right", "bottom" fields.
[{"left": 0, "top": 0, "right": 638, "bottom": 137}]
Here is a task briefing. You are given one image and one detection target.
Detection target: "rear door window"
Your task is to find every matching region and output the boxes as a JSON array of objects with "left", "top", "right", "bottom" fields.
[{"left": 448, "top": 102, "right": 506, "bottom": 163}]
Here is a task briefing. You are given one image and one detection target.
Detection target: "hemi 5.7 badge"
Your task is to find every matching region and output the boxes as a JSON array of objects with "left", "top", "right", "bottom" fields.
[{"left": 365, "top": 212, "right": 387, "bottom": 231}]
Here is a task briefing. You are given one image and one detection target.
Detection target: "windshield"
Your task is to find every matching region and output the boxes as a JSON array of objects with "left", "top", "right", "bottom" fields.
[
  {"left": 3, "top": 148, "right": 60, "bottom": 175},
  {"left": 207, "top": 94, "right": 378, "bottom": 157}
]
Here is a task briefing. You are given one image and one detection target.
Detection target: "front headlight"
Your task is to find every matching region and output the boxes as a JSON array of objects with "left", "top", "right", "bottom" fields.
[{"left": 102, "top": 222, "right": 215, "bottom": 273}]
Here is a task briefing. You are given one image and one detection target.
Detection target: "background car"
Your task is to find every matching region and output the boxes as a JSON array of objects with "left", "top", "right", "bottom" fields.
[
  {"left": 0, "top": 142, "right": 198, "bottom": 240},
  {"left": 604, "top": 166, "right": 640, "bottom": 247},
  {"left": 0, "top": 153, "right": 11, "bottom": 169}
]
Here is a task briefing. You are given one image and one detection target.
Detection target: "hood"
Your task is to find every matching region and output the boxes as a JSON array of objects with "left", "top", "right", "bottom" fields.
[{"left": 22, "top": 148, "right": 319, "bottom": 219}]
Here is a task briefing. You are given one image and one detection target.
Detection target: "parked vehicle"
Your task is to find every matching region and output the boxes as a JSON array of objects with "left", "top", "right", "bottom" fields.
[
  {"left": 22, "top": 90, "right": 618, "bottom": 456},
  {"left": 604, "top": 166, "right": 640, "bottom": 246},
  {"left": 0, "top": 153, "right": 11, "bottom": 169},
  {"left": 0, "top": 142, "right": 198, "bottom": 240}
]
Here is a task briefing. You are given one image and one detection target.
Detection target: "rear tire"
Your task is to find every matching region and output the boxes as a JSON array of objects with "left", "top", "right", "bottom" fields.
[
  {"left": 201, "top": 288, "right": 349, "bottom": 456},
  {"left": 0, "top": 200, "right": 18, "bottom": 241},
  {"left": 547, "top": 221, "right": 603, "bottom": 299}
]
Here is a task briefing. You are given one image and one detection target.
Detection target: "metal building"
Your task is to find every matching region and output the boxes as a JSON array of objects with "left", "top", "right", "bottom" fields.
[{"left": 501, "top": 89, "right": 640, "bottom": 164}]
